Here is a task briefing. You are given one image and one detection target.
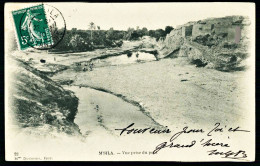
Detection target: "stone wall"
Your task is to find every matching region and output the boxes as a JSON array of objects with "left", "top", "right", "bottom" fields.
[
  {"left": 227, "top": 26, "right": 241, "bottom": 43},
  {"left": 214, "top": 24, "right": 241, "bottom": 43},
  {"left": 158, "top": 16, "right": 250, "bottom": 60},
  {"left": 214, "top": 24, "right": 230, "bottom": 35},
  {"left": 192, "top": 23, "right": 214, "bottom": 39},
  {"left": 182, "top": 25, "right": 193, "bottom": 37}
]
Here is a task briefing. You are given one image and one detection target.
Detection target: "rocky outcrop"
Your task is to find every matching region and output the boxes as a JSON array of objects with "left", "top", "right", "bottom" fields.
[
  {"left": 8, "top": 57, "right": 81, "bottom": 137},
  {"left": 158, "top": 16, "right": 251, "bottom": 71},
  {"left": 158, "top": 28, "right": 184, "bottom": 59}
]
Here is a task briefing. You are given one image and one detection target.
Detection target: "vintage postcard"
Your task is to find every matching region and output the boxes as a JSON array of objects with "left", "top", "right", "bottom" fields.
[{"left": 5, "top": 2, "right": 255, "bottom": 161}]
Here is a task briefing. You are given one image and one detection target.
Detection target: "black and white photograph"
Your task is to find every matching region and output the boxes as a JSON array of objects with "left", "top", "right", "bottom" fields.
[{"left": 5, "top": 2, "right": 255, "bottom": 161}]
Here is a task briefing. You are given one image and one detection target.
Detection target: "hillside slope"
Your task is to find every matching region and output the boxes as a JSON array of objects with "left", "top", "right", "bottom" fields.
[{"left": 7, "top": 57, "right": 81, "bottom": 137}]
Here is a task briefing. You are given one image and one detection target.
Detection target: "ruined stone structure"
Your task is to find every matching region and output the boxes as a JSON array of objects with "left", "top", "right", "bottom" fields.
[
  {"left": 165, "top": 28, "right": 182, "bottom": 48},
  {"left": 214, "top": 22, "right": 232, "bottom": 35},
  {"left": 182, "top": 25, "right": 193, "bottom": 37},
  {"left": 192, "top": 23, "right": 214, "bottom": 39},
  {"left": 190, "top": 21, "right": 241, "bottom": 43},
  {"left": 159, "top": 15, "right": 249, "bottom": 71},
  {"left": 214, "top": 24, "right": 241, "bottom": 43},
  {"left": 228, "top": 26, "right": 241, "bottom": 43}
]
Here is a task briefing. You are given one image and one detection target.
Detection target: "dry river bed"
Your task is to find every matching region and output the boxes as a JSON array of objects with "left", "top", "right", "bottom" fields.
[{"left": 52, "top": 57, "right": 254, "bottom": 133}]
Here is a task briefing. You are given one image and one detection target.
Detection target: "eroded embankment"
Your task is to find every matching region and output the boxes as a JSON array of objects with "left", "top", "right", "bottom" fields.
[{"left": 8, "top": 57, "right": 81, "bottom": 137}]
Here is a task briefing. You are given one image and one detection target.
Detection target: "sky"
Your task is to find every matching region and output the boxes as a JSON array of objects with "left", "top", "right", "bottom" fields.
[
  {"left": 50, "top": 3, "right": 254, "bottom": 31},
  {"left": 6, "top": 2, "right": 255, "bottom": 31}
]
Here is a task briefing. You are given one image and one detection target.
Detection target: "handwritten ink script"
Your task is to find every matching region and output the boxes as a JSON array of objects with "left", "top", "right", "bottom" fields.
[{"left": 115, "top": 122, "right": 250, "bottom": 160}]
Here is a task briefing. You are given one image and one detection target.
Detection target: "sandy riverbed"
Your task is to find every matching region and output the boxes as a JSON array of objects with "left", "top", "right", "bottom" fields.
[{"left": 52, "top": 56, "right": 254, "bottom": 130}]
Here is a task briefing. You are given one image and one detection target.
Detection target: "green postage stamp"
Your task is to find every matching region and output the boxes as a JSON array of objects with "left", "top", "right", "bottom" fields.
[{"left": 12, "top": 4, "right": 53, "bottom": 50}]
